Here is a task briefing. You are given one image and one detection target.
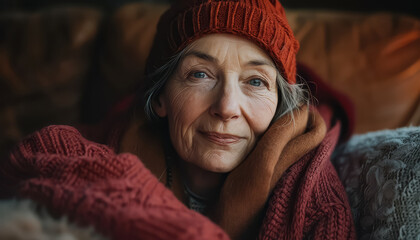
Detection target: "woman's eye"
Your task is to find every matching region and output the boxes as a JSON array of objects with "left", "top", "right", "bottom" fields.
[
  {"left": 249, "top": 78, "right": 263, "bottom": 87},
  {"left": 192, "top": 72, "right": 207, "bottom": 78}
]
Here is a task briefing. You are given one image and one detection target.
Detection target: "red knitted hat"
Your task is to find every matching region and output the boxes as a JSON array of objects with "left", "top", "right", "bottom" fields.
[{"left": 145, "top": 0, "right": 299, "bottom": 84}]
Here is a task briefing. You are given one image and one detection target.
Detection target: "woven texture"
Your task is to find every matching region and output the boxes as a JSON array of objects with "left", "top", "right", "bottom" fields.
[
  {"left": 145, "top": 0, "right": 299, "bottom": 84},
  {"left": 334, "top": 126, "right": 420, "bottom": 240}
]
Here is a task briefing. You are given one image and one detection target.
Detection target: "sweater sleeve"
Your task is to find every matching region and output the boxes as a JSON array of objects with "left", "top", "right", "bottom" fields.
[{"left": 0, "top": 125, "right": 228, "bottom": 240}]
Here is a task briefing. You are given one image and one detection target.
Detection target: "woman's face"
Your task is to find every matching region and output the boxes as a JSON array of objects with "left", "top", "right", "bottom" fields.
[{"left": 154, "top": 34, "right": 278, "bottom": 173}]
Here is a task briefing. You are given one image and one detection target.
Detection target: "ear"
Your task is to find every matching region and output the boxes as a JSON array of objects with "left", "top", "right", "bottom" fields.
[{"left": 153, "top": 94, "right": 167, "bottom": 117}]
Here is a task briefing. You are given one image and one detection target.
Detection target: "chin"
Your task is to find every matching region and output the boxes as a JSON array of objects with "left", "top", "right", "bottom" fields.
[{"left": 197, "top": 152, "right": 243, "bottom": 173}]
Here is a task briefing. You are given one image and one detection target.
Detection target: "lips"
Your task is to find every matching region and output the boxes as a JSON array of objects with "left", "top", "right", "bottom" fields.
[{"left": 200, "top": 131, "right": 242, "bottom": 145}]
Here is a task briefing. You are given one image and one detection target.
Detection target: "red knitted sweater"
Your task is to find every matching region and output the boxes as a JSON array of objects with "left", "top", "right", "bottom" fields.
[{"left": 1, "top": 125, "right": 228, "bottom": 239}]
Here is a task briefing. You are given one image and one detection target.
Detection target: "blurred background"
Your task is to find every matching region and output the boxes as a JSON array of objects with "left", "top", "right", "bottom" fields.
[{"left": 0, "top": 0, "right": 419, "bottom": 18}]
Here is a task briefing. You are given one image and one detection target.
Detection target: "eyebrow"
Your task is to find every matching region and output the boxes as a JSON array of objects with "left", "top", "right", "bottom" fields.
[
  {"left": 185, "top": 51, "right": 218, "bottom": 63},
  {"left": 184, "top": 50, "right": 275, "bottom": 68}
]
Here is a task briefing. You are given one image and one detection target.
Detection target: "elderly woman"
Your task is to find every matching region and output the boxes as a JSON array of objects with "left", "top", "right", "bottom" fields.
[{"left": 0, "top": 0, "right": 356, "bottom": 239}]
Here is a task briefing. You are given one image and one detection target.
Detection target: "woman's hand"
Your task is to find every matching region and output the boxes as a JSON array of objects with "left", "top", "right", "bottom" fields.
[{"left": 209, "top": 105, "right": 327, "bottom": 240}]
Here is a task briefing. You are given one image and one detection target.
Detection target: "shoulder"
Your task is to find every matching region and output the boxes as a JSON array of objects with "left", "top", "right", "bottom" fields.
[
  {"left": 261, "top": 157, "right": 355, "bottom": 239},
  {"left": 312, "top": 161, "right": 351, "bottom": 208},
  {"left": 12, "top": 125, "right": 114, "bottom": 158},
  {"left": 299, "top": 124, "right": 352, "bottom": 210}
]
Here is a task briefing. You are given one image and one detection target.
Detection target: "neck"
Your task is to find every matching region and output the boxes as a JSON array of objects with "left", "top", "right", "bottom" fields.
[{"left": 179, "top": 160, "right": 226, "bottom": 200}]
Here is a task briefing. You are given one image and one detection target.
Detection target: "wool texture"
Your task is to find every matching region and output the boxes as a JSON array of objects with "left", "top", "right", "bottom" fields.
[
  {"left": 145, "top": 0, "right": 299, "bottom": 84},
  {"left": 0, "top": 125, "right": 228, "bottom": 240},
  {"left": 334, "top": 126, "right": 420, "bottom": 239},
  {"left": 259, "top": 107, "right": 355, "bottom": 239}
]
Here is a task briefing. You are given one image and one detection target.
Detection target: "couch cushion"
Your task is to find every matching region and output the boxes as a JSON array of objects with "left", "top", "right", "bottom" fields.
[
  {"left": 100, "top": 2, "right": 169, "bottom": 103},
  {"left": 287, "top": 11, "right": 420, "bottom": 133},
  {"left": 0, "top": 7, "right": 102, "bottom": 153}
]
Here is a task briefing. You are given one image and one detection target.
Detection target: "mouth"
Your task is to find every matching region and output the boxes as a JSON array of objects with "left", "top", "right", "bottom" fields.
[{"left": 200, "top": 131, "right": 242, "bottom": 145}]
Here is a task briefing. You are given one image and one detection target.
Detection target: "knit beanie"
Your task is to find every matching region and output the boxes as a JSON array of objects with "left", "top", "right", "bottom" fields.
[{"left": 145, "top": 0, "right": 299, "bottom": 84}]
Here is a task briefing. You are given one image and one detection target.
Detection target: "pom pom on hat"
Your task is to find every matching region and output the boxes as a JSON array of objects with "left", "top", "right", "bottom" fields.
[{"left": 146, "top": 0, "right": 299, "bottom": 84}]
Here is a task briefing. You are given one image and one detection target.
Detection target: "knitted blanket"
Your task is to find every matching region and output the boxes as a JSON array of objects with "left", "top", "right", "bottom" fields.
[{"left": 333, "top": 126, "right": 420, "bottom": 239}]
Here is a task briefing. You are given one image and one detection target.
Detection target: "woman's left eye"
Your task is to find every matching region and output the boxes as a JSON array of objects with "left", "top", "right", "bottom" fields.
[{"left": 249, "top": 78, "right": 263, "bottom": 87}]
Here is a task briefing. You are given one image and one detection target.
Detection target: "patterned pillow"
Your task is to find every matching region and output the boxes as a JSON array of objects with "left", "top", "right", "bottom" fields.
[{"left": 333, "top": 126, "right": 420, "bottom": 240}]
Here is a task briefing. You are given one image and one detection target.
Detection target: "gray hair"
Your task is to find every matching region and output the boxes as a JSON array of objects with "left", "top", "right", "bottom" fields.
[
  {"left": 144, "top": 47, "right": 190, "bottom": 121},
  {"left": 143, "top": 48, "right": 309, "bottom": 123},
  {"left": 274, "top": 73, "right": 309, "bottom": 123}
]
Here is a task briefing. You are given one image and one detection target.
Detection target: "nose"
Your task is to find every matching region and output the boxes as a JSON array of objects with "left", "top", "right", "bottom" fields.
[{"left": 210, "top": 82, "right": 241, "bottom": 121}]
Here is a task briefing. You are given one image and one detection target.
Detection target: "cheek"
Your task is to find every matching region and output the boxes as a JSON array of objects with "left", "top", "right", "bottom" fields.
[
  {"left": 164, "top": 85, "right": 211, "bottom": 155},
  {"left": 246, "top": 92, "right": 278, "bottom": 136},
  {"left": 165, "top": 86, "right": 208, "bottom": 126},
  {"left": 165, "top": 76, "right": 216, "bottom": 124}
]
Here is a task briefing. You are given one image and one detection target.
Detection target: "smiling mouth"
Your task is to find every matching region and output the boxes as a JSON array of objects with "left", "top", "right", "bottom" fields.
[{"left": 200, "top": 131, "right": 242, "bottom": 145}]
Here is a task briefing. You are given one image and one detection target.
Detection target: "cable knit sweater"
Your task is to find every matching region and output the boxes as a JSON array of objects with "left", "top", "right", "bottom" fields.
[{"left": 1, "top": 125, "right": 228, "bottom": 240}]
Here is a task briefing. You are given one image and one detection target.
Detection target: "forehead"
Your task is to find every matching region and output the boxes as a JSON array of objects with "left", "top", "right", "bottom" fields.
[{"left": 185, "top": 34, "right": 275, "bottom": 67}]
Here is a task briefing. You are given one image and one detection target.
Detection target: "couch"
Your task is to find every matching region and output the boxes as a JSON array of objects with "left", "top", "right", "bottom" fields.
[{"left": 0, "top": 2, "right": 419, "bottom": 239}]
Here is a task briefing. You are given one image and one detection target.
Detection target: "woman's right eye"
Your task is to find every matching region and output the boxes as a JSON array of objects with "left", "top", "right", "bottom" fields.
[{"left": 192, "top": 71, "right": 208, "bottom": 79}]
